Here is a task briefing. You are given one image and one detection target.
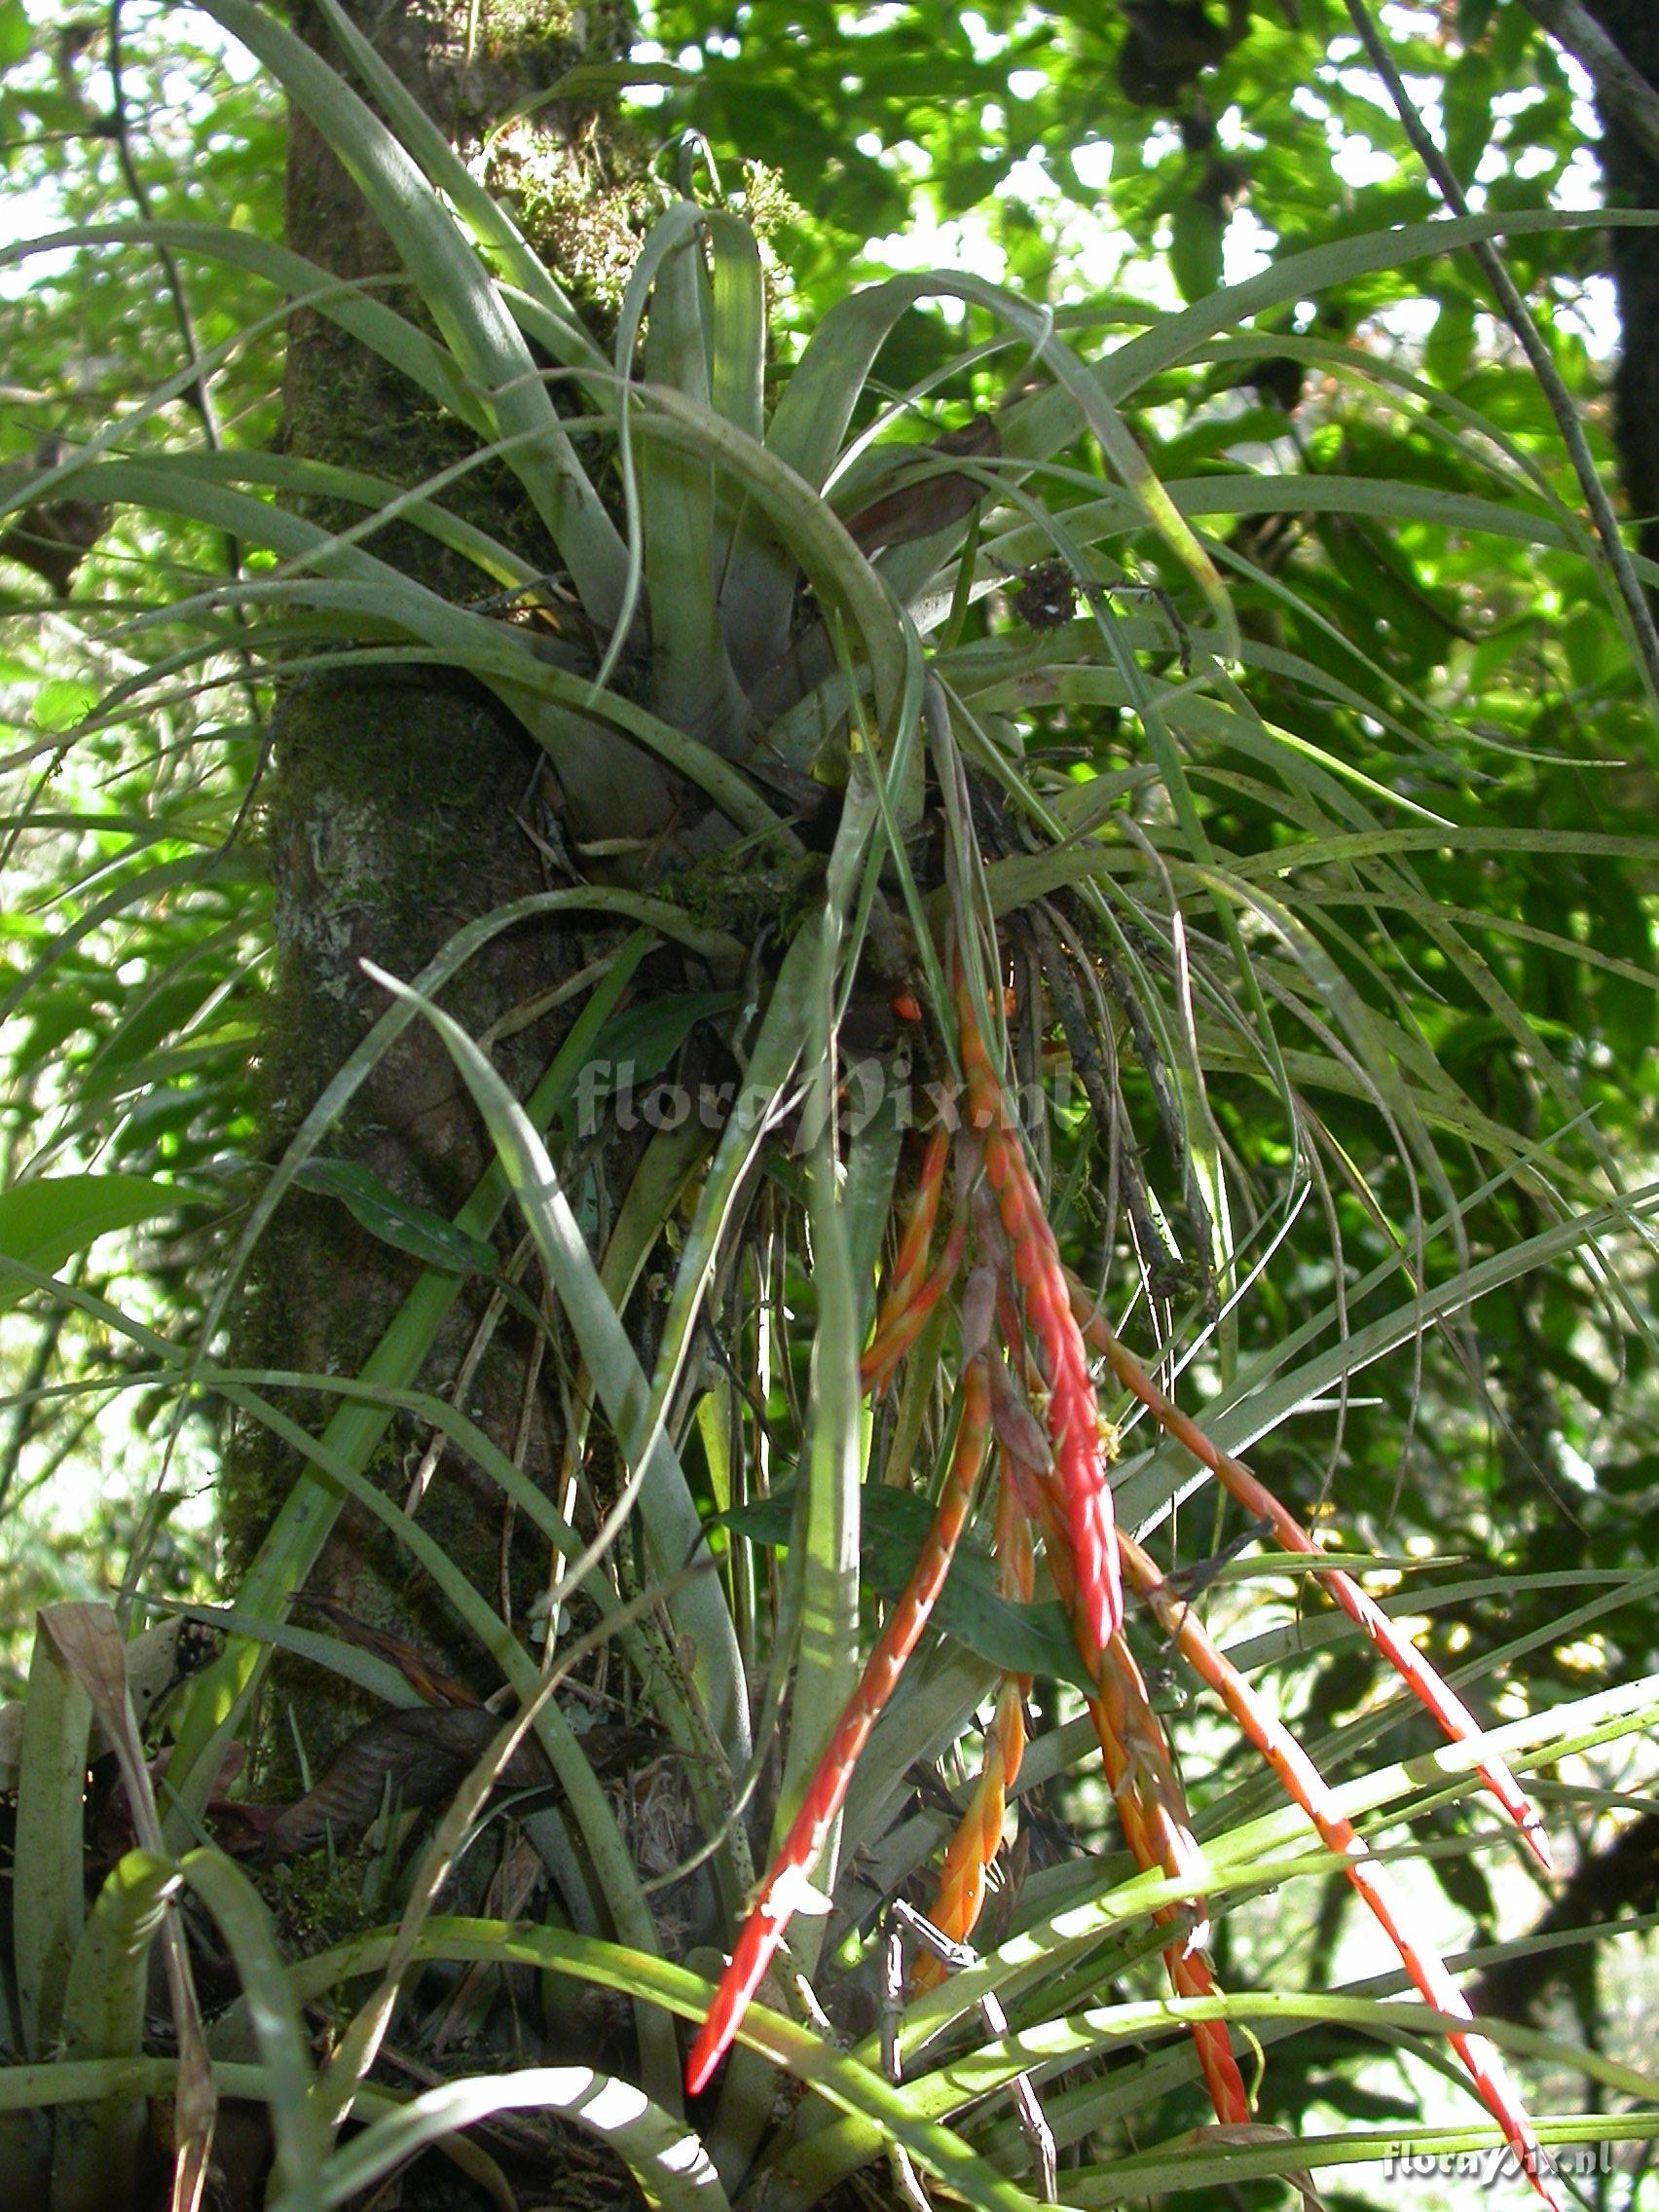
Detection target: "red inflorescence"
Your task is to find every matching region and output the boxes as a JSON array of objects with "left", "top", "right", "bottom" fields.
[
  {"left": 684, "top": 965, "right": 1562, "bottom": 2211},
  {"left": 685, "top": 1357, "right": 992, "bottom": 2095}
]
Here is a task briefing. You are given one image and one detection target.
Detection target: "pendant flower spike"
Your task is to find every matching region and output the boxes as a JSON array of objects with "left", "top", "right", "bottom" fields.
[
  {"left": 685, "top": 963, "right": 1561, "bottom": 2209},
  {"left": 683, "top": 1351, "right": 993, "bottom": 2095},
  {"left": 956, "top": 968, "right": 1124, "bottom": 1650}
]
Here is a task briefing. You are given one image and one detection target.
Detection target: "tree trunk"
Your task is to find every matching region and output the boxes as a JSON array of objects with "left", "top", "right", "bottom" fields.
[
  {"left": 1583, "top": 3, "right": 1659, "bottom": 576},
  {"left": 227, "top": 0, "right": 653, "bottom": 1779}
]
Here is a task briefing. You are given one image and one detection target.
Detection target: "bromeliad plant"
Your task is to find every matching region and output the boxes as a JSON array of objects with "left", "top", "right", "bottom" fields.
[
  {"left": 5, "top": 5, "right": 1659, "bottom": 2209},
  {"left": 685, "top": 969, "right": 1563, "bottom": 2203}
]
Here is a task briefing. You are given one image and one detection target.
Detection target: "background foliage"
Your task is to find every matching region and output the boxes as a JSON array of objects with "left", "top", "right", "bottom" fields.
[{"left": 1, "top": 2, "right": 1657, "bottom": 2208}]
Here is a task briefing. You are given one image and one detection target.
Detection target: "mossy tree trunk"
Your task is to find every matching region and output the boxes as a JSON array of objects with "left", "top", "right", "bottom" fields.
[{"left": 228, "top": 0, "right": 657, "bottom": 1777}]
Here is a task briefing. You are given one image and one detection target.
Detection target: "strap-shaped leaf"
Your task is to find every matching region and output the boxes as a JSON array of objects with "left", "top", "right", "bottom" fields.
[
  {"left": 633, "top": 207, "right": 748, "bottom": 745},
  {"left": 1115, "top": 1184, "right": 1659, "bottom": 1539},
  {"left": 164, "top": 924, "right": 656, "bottom": 1808},
  {"left": 53, "top": 1850, "right": 173, "bottom": 2210},
  {"left": 725, "top": 267, "right": 1234, "bottom": 684},
  {"left": 282, "top": 1920, "right": 1050, "bottom": 2212},
  {"left": 362, "top": 962, "right": 752, "bottom": 1768},
  {"left": 12, "top": 1623, "right": 92, "bottom": 2058},
  {"left": 311, "top": 0, "right": 600, "bottom": 365},
  {"left": 276, "top": 2066, "right": 730, "bottom": 2212},
  {"left": 0, "top": 221, "right": 485, "bottom": 430},
  {"left": 49, "top": 458, "right": 792, "bottom": 841},
  {"left": 194, "top": 0, "right": 628, "bottom": 621}
]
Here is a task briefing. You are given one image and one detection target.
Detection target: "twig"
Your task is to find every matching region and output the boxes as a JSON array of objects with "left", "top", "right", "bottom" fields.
[
  {"left": 0, "top": 1297, "right": 70, "bottom": 1518},
  {"left": 1518, "top": 0, "right": 1659, "bottom": 169},
  {"left": 883, "top": 1900, "right": 1058, "bottom": 2205},
  {"left": 107, "top": 0, "right": 268, "bottom": 823},
  {"left": 107, "top": 0, "right": 221, "bottom": 451},
  {"left": 1343, "top": 0, "right": 1659, "bottom": 707}
]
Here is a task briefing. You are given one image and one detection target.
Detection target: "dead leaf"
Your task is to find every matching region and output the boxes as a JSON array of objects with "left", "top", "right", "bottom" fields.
[
  {"left": 1191, "top": 2122, "right": 1327, "bottom": 2208},
  {"left": 843, "top": 415, "right": 1001, "bottom": 555},
  {"left": 290, "top": 1593, "right": 481, "bottom": 1708},
  {"left": 262, "top": 1709, "right": 658, "bottom": 1859},
  {"left": 0, "top": 437, "right": 112, "bottom": 596}
]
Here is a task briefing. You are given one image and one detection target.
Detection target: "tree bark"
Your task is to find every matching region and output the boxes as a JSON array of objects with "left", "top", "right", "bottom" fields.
[
  {"left": 1580, "top": 4, "right": 1659, "bottom": 576},
  {"left": 228, "top": 0, "right": 652, "bottom": 1778}
]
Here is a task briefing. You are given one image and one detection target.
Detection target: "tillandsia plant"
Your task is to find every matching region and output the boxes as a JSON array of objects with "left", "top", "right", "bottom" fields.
[
  {"left": 3, "top": 4, "right": 1659, "bottom": 2210},
  {"left": 685, "top": 966, "right": 1564, "bottom": 2198}
]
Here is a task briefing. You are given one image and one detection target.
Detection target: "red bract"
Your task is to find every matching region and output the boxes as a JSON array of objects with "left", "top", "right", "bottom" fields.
[
  {"left": 862, "top": 1129, "right": 955, "bottom": 1395},
  {"left": 1095, "top": 1632, "right": 1253, "bottom": 2126},
  {"left": 889, "top": 1126, "right": 950, "bottom": 1314},
  {"left": 958, "top": 974, "right": 1123, "bottom": 1647},
  {"left": 916, "top": 1468, "right": 1033, "bottom": 1985},
  {"left": 1117, "top": 1524, "right": 1564, "bottom": 2211},
  {"left": 1066, "top": 1273, "right": 1553, "bottom": 1875},
  {"left": 1015, "top": 1424, "right": 1251, "bottom": 2127},
  {"left": 685, "top": 1357, "right": 992, "bottom": 2095},
  {"left": 690, "top": 989, "right": 1559, "bottom": 2200},
  {"left": 860, "top": 1220, "right": 967, "bottom": 1394}
]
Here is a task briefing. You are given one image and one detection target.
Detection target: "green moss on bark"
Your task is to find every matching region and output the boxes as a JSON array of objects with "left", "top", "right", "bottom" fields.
[{"left": 228, "top": 0, "right": 664, "bottom": 1800}]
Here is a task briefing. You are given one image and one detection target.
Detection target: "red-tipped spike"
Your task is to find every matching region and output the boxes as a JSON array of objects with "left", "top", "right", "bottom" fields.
[
  {"left": 686, "top": 1357, "right": 992, "bottom": 2095},
  {"left": 889, "top": 1128, "right": 951, "bottom": 1313},
  {"left": 916, "top": 1470, "right": 1033, "bottom": 1986},
  {"left": 1067, "top": 1275, "right": 1553, "bottom": 1874},
  {"left": 958, "top": 973, "right": 1123, "bottom": 1644},
  {"left": 1005, "top": 1409, "right": 1251, "bottom": 2128},
  {"left": 1117, "top": 1524, "right": 1564, "bottom": 2210},
  {"left": 860, "top": 1222, "right": 967, "bottom": 1395}
]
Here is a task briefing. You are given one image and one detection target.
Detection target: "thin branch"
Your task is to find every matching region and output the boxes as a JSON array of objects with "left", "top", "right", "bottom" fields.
[
  {"left": 1343, "top": 0, "right": 1659, "bottom": 709},
  {"left": 0, "top": 1299, "right": 71, "bottom": 1519},
  {"left": 105, "top": 1, "right": 267, "bottom": 796},
  {"left": 106, "top": 0, "right": 222, "bottom": 451},
  {"left": 1518, "top": 0, "right": 1659, "bottom": 169}
]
